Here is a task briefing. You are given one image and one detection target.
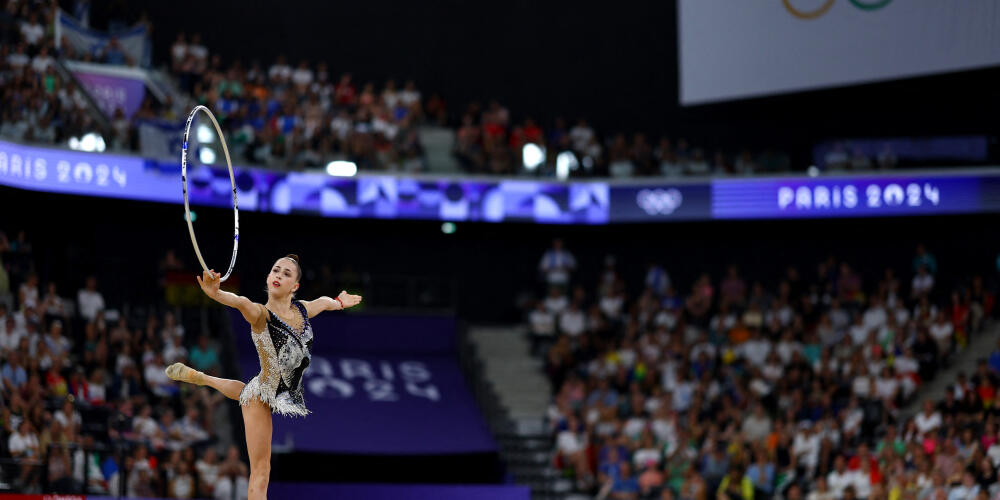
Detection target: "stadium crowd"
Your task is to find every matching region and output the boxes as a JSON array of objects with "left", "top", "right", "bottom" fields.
[
  {"left": 0, "top": 229, "right": 249, "bottom": 498},
  {"left": 529, "top": 239, "right": 999, "bottom": 499},
  {"left": 0, "top": 1, "right": 827, "bottom": 178}
]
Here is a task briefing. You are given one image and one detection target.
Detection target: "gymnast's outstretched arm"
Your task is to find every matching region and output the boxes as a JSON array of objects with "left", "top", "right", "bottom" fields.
[
  {"left": 300, "top": 291, "right": 363, "bottom": 318},
  {"left": 197, "top": 269, "right": 266, "bottom": 327}
]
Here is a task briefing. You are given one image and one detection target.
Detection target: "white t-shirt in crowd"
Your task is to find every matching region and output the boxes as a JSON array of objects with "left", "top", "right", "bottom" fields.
[
  {"left": 633, "top": 448, "right": 660, "bottom": 468},
  {"left": 77, "top": 289, "right": 105, "bottom": 321},
  {"left": 948, "top": 485, "right": 979, "bottom": 500},
  {"left": 862, "top": 306, "right": 887, "bottom": 331},
  {"left": 187, "top": 44, "right": 208, "bottom": 63},
  {"left": 7, "top": 50, "right": 29, "bottom": 68},
  {"left": 914, "top": 411, "right": 942, "bottom": 435},
  {"left": 599, "top": 295, "right": 624, "bottom": 319},
  {"left": 852, "top": 375, "right": 871, "bottom": 397},
  {"left": 617, "top": 347, "right": 637, "bottom": 368},
  {"left": 793, "top": 431, "right": 821, "bottom": 470},
  {"left": 912, "top": 274, "right": 934, "bottom": 295},
  {"left": 826, "top": 469, "right": 857, "bottom": 498},
  {"left": 143, "top": 363, "right": 171, "bottom": 387},
  {"left": 671, "top": 380, "right": 695, "bottom": 411},
  {"left": 776, "top": 340, "right": 803, "bottom": 364},
  {"left": 132, "top": 415, "right": 159, "bottom": 438},
  {"left": 894, "top": 356, "right": 919, "bottom": 375},
  {"left": 268, "top": 63, "right": 291, "bottom": 81},
  {"left": 171, "top": 43, "right": 187, "bottom": 64},
  {"left": 55, "top": 410, "right": 83, "bottom": 430},
  {"left": 929, "top": 322, "right": 953, "bottom": 344},
  {"left": 741, "top": 339, "right": 771, "bottom": 367},
  {"left": 849, "top": 324, "right": 870, "bottom": 345},
  {"left": 18, "top": 283, "right": 38, "bottom": 310},
  {"left": 559, "top": 309, "right": 585, "bottom": 337},
  {"left": 213, "top": 476, "right": 248, "bottom": 500},
  {"left": 529, "top": 309, "right": 555, "bottom": 337},
  {"left": 30, "top": 55, "right": 53, "bottom": 73},
  {"left": 544, "top": 295, "right": 569, "bottom": 314},
  {"left": 843, "top": 407, "right": 863, "bottom": 435},
  {"left": 195, "top": 459, "right": 219, "bottom": 489},
  {"left": 8, "top": 431, "right": 38, "bottom": 457},
  {"left": 291, "top": 67, "right": 313, "bottom": 87},
  {"left": 569, "top": 125, "right": 594, "bottom": 151},
  {"left": 163, "top": 344, "right": 188, "bottom": 365},
  {"left": 20, "top": 22, "right": 45, "bottom": 45},
  {"left": 690, "top": 342, "right": 716, "bottom": 361},
  {"left": 622, "top": 417, "right": 646, "bottom": 437},
  {"left": 988, "top": 443, "right": 1000, "bottom": 468},
  {"left": 762, "top": 362, "right": 783, "bottom": 382},
  {"left": 875, "top": 377, "right": 899, "bottom": 400},
  {"left": 893, "top": 307, "right": 910, "bottom": 326},
  {"left": 399, "top": 89, "right": 421, "bottom": 107},
  {"left": 556, "top": 431, "right": 585, "bottom": 454}
]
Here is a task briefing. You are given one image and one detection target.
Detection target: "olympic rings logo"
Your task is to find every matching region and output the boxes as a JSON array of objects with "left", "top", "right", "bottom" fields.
[
  {"left": 636, "top": 188, "right": 683, "bottom": 215},
  {"left": 782, "top": 0, "right": 892, "bottom": 19}
]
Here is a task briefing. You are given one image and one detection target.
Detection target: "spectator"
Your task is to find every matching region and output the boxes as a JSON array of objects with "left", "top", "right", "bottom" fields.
[
  {"left": 17, "top": 272, "right": 38, "bottom": 310},
  {"left": 19, "top": 13, "right": 44, "bottom": 47},
  {"left": 190, "top": 334, "right": 220, "bottom": 374},
  {"left": 948, "top": 471, "right": 979, "bottom": 500},
  {"left": 77, "top": 276, "right": 105, "bottom": 322},
  {"left": 929, "top": 310, "right": 954, "bottom": 353},
  {"left": 143, "top": 353, "right": 176, "bottom": 397},
  {"left": 539, "top": 239, "right": 576, "bottom": 288},
  {"left": 213, "top": 446, "right": 250, "bottom": 500},
  {"left": 187, "top": 33, "right": 208, "bottom": 73},
  {"left": 2, "top": 351, "right": 27, "bottom": 390},
  {"left": 168, "top": 461, "right": 195, "bottom": 498},
  {"left": 914, "top": 400, "right": 943, "bottom": 435},
  {"left": 100, "top": 37, "right": 129, "bottom": 65},
  {"left": 914, "top": 244, "right": 938, "bottom": 275},
  {"left": 41, "top": 283, "right": 66, "bottom": 325},
  {"left": 170, "top": 33, "right": 187, "bottom": 71},
  {"left": 609, "top": 461, "right": 640, "bottom": 499},
  {"left": 9, "top": 420, "right": 41, "bottom": 490},
  {"left": 912, "top": 265, "right": 935, "bottom": 299},
  {"left": 195, "top": 446, "right": 221, "bottom": 497},
  {"left": 43, "top": 320, "right": 70, "bottom": 358},
  {"left": 745, "top": 447, "right": 775, "bottom": 496},
  {"left": 717, "top": 465, "right": 753, "bottom": 500},
  {"left": 163, "top": 334, "right": 188, "bottom": 365},
  {"left": 558, "top": 299, "right": 586, "bottom": 338},
  {"left": 528, "top": 301, "right": 555, "bottom": 356},
  {"left": 645, "top": 262, "right": 671, "bottom": 297}
]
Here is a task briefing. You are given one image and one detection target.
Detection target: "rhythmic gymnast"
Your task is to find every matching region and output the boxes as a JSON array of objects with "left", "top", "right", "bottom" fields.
[{"left": 165, "top": 254, "right": 361, "bottom": 500}]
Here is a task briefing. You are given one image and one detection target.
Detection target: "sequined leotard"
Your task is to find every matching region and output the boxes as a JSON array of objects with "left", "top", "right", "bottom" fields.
[{"left": 238, "top": 301, "right": 313, "bottom": 417}]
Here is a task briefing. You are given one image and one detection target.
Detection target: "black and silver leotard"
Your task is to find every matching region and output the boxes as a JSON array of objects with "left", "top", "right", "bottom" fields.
[{"left": 238, "top": 301, "right": 313, "bottom": 417}]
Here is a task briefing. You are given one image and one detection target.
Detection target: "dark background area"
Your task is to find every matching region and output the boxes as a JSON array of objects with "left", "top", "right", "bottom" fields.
[
  {"left": 5, "top": 187, "right": 998, "bottom": 323},
  {"left": 81, "top": 0, "right": 999, "bottom": 167}
]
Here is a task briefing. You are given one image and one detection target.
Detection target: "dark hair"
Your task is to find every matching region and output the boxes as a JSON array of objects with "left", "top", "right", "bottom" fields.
[{"left": 283, "top": 254, "right": 302, "bottom": 281}]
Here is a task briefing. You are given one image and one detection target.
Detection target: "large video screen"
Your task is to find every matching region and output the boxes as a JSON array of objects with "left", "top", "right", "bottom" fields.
[{"left": 678, "top": 0, "right": 1000, "bottom": 105}]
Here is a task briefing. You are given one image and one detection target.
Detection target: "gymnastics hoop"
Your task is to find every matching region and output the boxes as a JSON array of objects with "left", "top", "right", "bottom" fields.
[{"left": 181, "top": 105, "right": 239, "bottom": 282}]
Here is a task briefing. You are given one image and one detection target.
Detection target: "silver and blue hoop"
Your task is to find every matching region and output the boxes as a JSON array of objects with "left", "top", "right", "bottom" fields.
[{"left": 181, "top": 105, "right": 239, "bottom": 282}]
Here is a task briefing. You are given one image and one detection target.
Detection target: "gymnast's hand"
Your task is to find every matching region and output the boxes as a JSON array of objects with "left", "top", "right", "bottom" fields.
[
  {"left": 337, "top": 290, "right": 363, "bottom": 309},
  {"left": 197, "top": 269, "right": 221, "bottom": 297}
]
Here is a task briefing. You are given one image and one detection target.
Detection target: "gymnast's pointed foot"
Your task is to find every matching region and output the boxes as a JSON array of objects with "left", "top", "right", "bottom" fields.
[{"left": 166, "top": 362, "right": 205, "bottom": 385}]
